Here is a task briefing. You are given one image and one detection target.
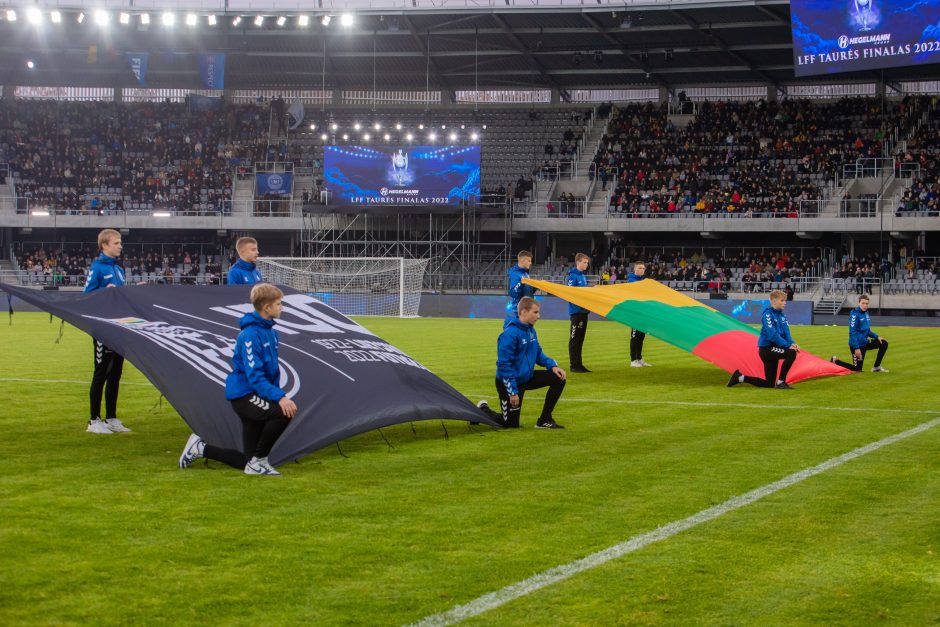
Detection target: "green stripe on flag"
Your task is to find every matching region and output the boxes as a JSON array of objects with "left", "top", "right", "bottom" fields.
[{"left": 606, "top": 300, "right": 758, "bottom": 353}]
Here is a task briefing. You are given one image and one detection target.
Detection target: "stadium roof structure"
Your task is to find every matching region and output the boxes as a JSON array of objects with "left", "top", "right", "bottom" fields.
[{"left": 0, "top": 0, "right": 935, "bottom": 95}]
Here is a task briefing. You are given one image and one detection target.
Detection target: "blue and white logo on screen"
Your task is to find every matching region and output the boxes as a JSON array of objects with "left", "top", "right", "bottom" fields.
[
  {"left": 267, "top": 174, "right": 284, "bottom": 191},
  {"left": 839, "top": 35, "right": 850, "bottom": 48},
  {"left": 380, "top": 187, "right": 389, "bottom": 196}
]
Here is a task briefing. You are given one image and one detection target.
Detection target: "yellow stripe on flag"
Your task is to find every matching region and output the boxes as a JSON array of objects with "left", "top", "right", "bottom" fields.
[{"left": 522, "top": 277, "right": 716, "bottom": 317}]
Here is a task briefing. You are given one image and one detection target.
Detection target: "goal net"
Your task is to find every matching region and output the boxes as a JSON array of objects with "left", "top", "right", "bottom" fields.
[{"left": 256, "top": 257, "right": 430, "bottom": 317}]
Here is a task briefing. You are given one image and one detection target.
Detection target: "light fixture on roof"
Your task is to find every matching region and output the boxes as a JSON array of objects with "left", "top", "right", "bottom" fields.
[
  {"left": 254, "top": 15, "right": 264, "bottom": 27},
  {"left": 208, "top": 14, "right": 217, "bottom": 26},
  {"left": 471, "top": 132, "right": 479, "bottom": 141},
  {"left": 342, "top": 133, "right": 349, "bottom": 141},
  {"left": 428, "top": 132, "right": 437, "bottom": 142},
  {"left": 153, "top": 211, "right": 172, "bottom": 218},
  {"left": 276, "top": 16, "right": 286, "bottom": 27},
  {"left": 26, "top": 8, "right": 42, "bottom": 24},
  {"left": 232, "top": 16, "right": 241, "bottom": 26},
  {"left": 449, "top": 133, "right": 457, "bottom": 142},
  {"left": 309, "top": 123, "right": 317, "bottom": 130},
  {"left": 76, "top": 12, "right": 85, "bottom": 23},
  {"left": 162, "top": 12, "right": 175, "bottom": 27},
  {"left": 418, "top": 123, "right": 424, "bottom": 130},
  {"left": 298, "top": 15, "right": 309, "bottom": 27},
  {"left": 384, "top": 133, "right": 390, "bottom": 141},
  {"left": 119, "top": 12, "right": 130, "bottom": 25},
  {"left": 320, "top": 133, "right": 328, "bottom": 141},
  {"left": 363, "top": 133, "right": 371, "bottom": 141},
  {"left": 405, "top": 133, "right": 414, "bottom": 142},
  {"left": 140, "top": 13, "right": 150, "bottom": 25},
  {"left": 5, "top": 9, "right": 16, "bottom": 22},
  {"left": 340, "top": 13, "right": 353, "bottom": 27},
  {"left": 321, "top": 15, "right": 331, "bottom": 26},
  {"left": 353, "top": 122, "right": 361, "bottom": 131},
  {"left": 94, "top": 10, "right": 109, "bottom": 25},
  {"left": 50, "top": 11, "right": 61, "bottom": 23},
  {"left": 26, "top": 59, "right": 35, "bottom": 69},
  {"left": 331, "top": 123, "right": 338, "bottom": 130},
  {"left": 185, "top": 14, "right": 197, "bottom": 27},
  {"left": 373, "top": 122, "right": 381, "bottom": 130}
]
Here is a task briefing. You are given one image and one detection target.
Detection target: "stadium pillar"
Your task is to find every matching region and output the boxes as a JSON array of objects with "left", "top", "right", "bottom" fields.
[
  {"left": 2, "top": 86, "right": 14, "bottom": 101},
  {"left": 114, "top": 86, "right": 123, "bottom": 103},
  {"left": 551, "top": 89, "right": 560, "bottom": 104},
  {"left": 766, "top": 85, "right": 777, "bottom": 103},
  {"left": 657, "top": 86, "right": 669, "bottom": 105}
]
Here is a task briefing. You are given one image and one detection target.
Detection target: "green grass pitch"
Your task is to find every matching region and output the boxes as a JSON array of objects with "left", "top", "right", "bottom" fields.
[{"left": 1, "top": 312, "right": 938, "bottom": 625}]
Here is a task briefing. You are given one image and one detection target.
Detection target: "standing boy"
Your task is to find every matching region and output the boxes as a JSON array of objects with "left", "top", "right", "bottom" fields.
[
  {"left": 566, "top": 253, "right": 591, "bottom": 373},
  {"left": 831, "top": 294, "right": 889, "bottom": 372},
  {"left": 85, "top": 228, "right": 131, "bottom": 434},
  {"left": 728, "top": 289, "right": 800, "bottom": 389},
  {"left": 179, "top": 283, "right": 298, "bottom": 476},
  {"left": 505, "top": 250, "right": 536, "bottom": 328},
  {"left": 227, "top": 237, "right": 264, "bottom": 285},
  {"left": 627, "top": 261, "right": 652, "bottom": 367},
  {"left": 479, "top": 296, "right": 567, "bottom": 429}
]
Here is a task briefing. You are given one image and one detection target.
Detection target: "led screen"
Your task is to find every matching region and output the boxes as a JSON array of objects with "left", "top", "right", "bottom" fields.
[
  {"left": 791, "top": 0, "right": 940, "bottom": 76},
  {"left": 323, "top": 145, "right": 480, "bottom": 207}
]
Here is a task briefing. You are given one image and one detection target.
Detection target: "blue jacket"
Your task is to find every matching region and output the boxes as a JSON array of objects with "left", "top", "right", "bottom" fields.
[
  {"left": 626, "top": 272, "right": 646, "bottom": 283},
  {"left": 225, "top": 311, "right": 286, "bottom": 402},
  {"left": 506, "top": 264, "right": 535, "bottom": 315},
  {"left": 228, "top": 259, "right": 263, "bottom": 285},
  {"left": 496, "top": 318, "right": 557, "bottom": 396},
  {"left": 565, "top": 267, "right": 589, "bottom": 316},
  {"left": 848, "top": 306, "right": 878, "bottom": 349},
  {"left": 757, "top": 306, "right": 794, "bottom": 349},
  {"left": 84, "top": 254, "right": 125, "bottom": 293}
]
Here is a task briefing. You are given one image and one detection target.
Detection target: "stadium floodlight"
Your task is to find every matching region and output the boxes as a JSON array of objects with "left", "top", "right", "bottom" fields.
[
  {"left": 119, "top": 12, "right": 130, "bottom": 25},
  {"left": 405, "top": 133, "right": 414, "bottom": 141},
  {"left": 320, "top": 133, "right": 328, "bottom": 141},
  {"left": 50, "top": 11, "right": 61, "bottom": 23},
  {"left": 140, "top": 13, "right": 150, "bottom": 25},
  {"left": 185, "top": 14, "right": 197, "bottom": 27},
  {"left": 342, "top": 133, "right": 349, "bottom": 141},
  {"left": 482, "top": 124, "right": 487, "bottom": 129},
  {"left": 395, "top": 123, "right": 402, "bottom": 130},
  {"left": 94, "top": 10, "right": 108, "bottom": 25},
  {"left": 208, "top": 14, "right": 217, "bottom": 26},
  {"left": 162, "top": 12, "right": 175, "bottom": 27},
  {"left": 76, "top": 12, "right": 85, "bottom": 23},
  {"left": 26, "top": 59, "right": 35, "bottom": 69},
  {"left": 428, "top": 132, "right": 437, "bottom": 141},
  {"left": 321, "top": 15, "right": 331, "bottom": 26},
  {"left": 309, "top": 123, "right": 316, "bottom": 130},
  {"left": 31, "top": 209, "right": 49, "bottom": 216},
  {"left": 373, "top": 122, "right": 381, "bottom": 130},
  {"left": 418, "top": 123, "right": 424, "bottom": 130},
  {"left": 276, "top": 16, "right": 286, "bottom": 27},
  {"left": 353, "top": 122, "right": 361, "bottom": 131},
  {"left": 153, "top": 211, "right": 172, "bottom": 218},
  {"left": 254, "top": 15, "right": 264, "bottom": 27},
  {"left": 330, "top": 123, "right": 338, "bottom": 130},
  {"left": 231, "top": 16, "right": 241, "bottom": 26},
  {"left": 461, "top": 124, "right": 465, "bottom": 129},
  {"left": 470, "top": 132, "right": 479, "bottom": 141},
  {"left": 383, "top": 133, "right": 390, "bottom": 141},
  {"left": 27, "top": 8, "right": 42, "bottom": 24},
  {"left": 298, "top": 15, "right": 309, "bottom": 26},
  {"left": 449, "top": 133, "right": 457, "bottom": 141},
  {"left": 5, "top": 10, "right": 16, "bottom": 22},
  {"left": 363, "top": 133, "right": 370, "bottom": 141},
  {"left": 441, "top": 124, "right": 446, "bottom": 129},
  {"left": 340, "top": 13, "right": 353, "bottom": 27}
]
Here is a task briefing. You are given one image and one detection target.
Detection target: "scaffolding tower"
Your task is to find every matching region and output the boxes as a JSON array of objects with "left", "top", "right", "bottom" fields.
[{"left": 301, "top": 207, "right": 510, "bottom": 292}]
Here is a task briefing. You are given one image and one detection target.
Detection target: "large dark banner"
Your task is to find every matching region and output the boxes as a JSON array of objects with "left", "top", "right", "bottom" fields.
[
  {"left": 2, "top": 284, "right": 494, "bottom": 464},
  {"left": 323, "top": 145, "right": 480, "bottom": 207},
  {"left": 792, "top": 0, "right": 940, "bottom": 76}
]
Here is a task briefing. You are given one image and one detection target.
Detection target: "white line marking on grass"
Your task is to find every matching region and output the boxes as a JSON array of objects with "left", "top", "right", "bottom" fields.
[
  {"left": 466, "top": 393, "right": 940, "bottom": 415},
  {"left": 409, "top": 416, "right": 940, "bottom": 627},
  {"left": 0, "top": 377, "right": 153, "bottom": 386}
]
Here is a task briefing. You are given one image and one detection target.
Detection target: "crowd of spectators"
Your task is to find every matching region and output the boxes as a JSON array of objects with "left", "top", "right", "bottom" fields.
[
  {"left": 14, "top": 239, "right": 226, "bottom": 286},
  {"left": 0, "top": 100, "right": 288, "bottom": 215},
  {"left": 593, "top": 97, "right": 923, "bottom": 218},
  {"left": 895, "top": 104, "right": 940, "bottom": 216}
]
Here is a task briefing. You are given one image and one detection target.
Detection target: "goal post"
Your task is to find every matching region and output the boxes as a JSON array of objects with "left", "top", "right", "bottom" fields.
[{"left": 255, "top": 257, "right": 430, "bottom": 318}]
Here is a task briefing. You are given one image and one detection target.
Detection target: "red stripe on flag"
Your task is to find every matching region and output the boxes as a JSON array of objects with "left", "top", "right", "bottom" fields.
[{"left": 692, "top": 330, "right": 853, "bottom": 384}]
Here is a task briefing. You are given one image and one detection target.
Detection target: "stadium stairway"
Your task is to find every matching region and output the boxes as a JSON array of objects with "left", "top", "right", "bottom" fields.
[
  {"left": 232, "top": 177, "right": 255, "bottom": 215},
  {"left": 814, "top": 293, "right": 846, "bottom": 316}
]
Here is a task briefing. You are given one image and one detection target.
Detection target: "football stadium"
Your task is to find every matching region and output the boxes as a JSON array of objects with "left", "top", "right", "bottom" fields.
[{"left": 1, "top": 0, "right": 938, "bottom": 624}]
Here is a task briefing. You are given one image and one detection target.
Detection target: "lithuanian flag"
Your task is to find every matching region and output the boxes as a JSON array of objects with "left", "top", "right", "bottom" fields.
[{"left": 523, "top": 278, "right": 849, "bottom": 384}]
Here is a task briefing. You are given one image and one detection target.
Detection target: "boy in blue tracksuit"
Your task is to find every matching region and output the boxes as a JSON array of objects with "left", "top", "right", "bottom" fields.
[
  {"left": 627, "top": 261, "right": 651, "bottom": 367},
  {"left": 504, "top": 250, "right": 536, "bottom": 328},
  {"left": 831, "top": 294, "right": 889, "bottom": 372},
  {"left": 84, "top": 228, "right": 132, "bottom": 434},
  {"left": 728, "top": 289, "right": 800, "bottom": 389},
  {"left": 567, "top": 252, "right": 591, "bottom": 373},
  {"left": 178, "top": 283, "right": 298, "bottom": 476},
  {"left": 227, "top": 236, "right": 264, "bottom": 285},
  {"left": 479, "top": 296, "right": 567, "bottom": 429}
]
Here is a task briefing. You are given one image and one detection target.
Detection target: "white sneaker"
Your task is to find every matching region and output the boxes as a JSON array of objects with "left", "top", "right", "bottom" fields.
[
  {"left": 87, "top": 418, "right": 113, "bottom": 434},
  {"left": 872, "top": 366, "right": 890, "bottom": 373},
  {"left": 105, "top": 418, "right": 132, "bottom": 432},
  {"left": 178, "top": 433, "right": 205, "bottom": 469},
  {"left": 639, "top": 360, "right": 653, "bottom": 367},
  {"left": 630, "top": 360, "right": 643, "bottom": 368},
  {"left": 244, "top": 457, "right": 281, "bottom": 476}
]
